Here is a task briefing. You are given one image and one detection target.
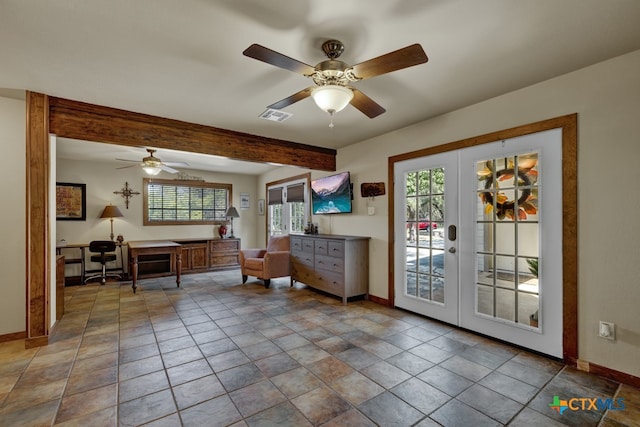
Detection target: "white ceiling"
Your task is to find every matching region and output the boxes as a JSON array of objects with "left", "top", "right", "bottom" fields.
[
  {"left": 55, "top": 138, "right": 281, "bottom": 175},
  {"left": 2, "top": 0, "right": 640, "bottom": 174}
]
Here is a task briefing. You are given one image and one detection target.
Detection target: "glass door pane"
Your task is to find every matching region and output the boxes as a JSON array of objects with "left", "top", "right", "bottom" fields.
[
  {"left": 404, "top": 167, "right": 446, "bottom": 304},
  {"left": 289, "top": 202, "right": 306, "bottom": 234},
  {"left": 475, "top": 153, "right": 540, "bottom": 329},
  {"left": 269, "top": 204, "right": 283, "bottom": 236}
]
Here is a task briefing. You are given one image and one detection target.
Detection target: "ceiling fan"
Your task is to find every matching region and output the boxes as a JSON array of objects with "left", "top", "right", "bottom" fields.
[
  {"left": 243, "top": 39, "right": 428, "bottom": 123},
  {"left": 116, "top": 148, "right": 189, "bottom": 175}
]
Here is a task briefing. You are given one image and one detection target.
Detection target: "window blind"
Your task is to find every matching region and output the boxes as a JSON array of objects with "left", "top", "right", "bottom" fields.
[
  {"left": 144, "top": 178, "right": 230, "bottom": 225},
  {"left": 286, "top": 183, "right": 305, "bottom": 203},
  {"left": 268, "top": 187, "right": 283, "bottom": 205}
]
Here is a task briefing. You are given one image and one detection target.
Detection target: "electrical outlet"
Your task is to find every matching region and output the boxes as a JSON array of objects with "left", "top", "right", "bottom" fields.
[{"left": 599, "top": 321, "right": 615, "bottom": 340}]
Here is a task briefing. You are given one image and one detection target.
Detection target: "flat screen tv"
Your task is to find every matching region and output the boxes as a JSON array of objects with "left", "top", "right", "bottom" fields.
[{"left": 311, "top": 171, "right": 352, "bottom": 214}]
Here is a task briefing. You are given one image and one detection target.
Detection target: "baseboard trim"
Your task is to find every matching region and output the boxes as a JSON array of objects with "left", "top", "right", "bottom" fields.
[
  {"left": 25, "top": 335, "right": 48, "bottom": 349},
  {"left": 0, "top": 331, "right": 27, "bottom": 343},
  {"left": 368, "top": 294, "right": 390, "bottom": 306},
  {"left": 578, "top": 359, "right": 640, "bottom": 389}
]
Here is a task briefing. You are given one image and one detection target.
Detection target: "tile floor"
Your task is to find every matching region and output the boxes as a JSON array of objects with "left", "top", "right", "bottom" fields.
[{"left": 0, "top": 270, "right": 638, "bottom": 426}]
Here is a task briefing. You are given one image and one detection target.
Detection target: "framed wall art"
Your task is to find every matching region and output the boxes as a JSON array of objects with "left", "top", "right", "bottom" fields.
[
  {"left": 240, "top": 192, "right": 250, "bottom": 210},
  {"left": 56, "top": 182, "right": 86, "bottom": 221}
]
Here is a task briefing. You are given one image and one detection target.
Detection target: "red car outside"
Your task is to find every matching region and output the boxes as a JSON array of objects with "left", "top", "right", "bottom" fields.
[
  {"left": 418, "top": 221, "right": 437, "bottom": 231},
  {"left": 407, "top": 221, "right": 437, "bottom": 231}
]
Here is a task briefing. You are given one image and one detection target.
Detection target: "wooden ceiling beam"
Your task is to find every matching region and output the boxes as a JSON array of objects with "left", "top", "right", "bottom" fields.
[{"left": 48, "top": 96, "right": 336, "bottom": 171}]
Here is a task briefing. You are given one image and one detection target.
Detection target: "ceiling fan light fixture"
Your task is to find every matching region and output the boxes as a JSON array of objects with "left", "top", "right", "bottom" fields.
[
  {"left": 142, "top": 166, "right": 162, "bottom": 176},
  {"left": 311, "top": 85, "right": 353, "bottom": 115}
]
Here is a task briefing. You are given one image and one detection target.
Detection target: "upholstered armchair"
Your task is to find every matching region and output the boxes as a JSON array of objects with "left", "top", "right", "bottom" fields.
[{"left": 240, "top": 235, "right": 291, "bottom": 288}]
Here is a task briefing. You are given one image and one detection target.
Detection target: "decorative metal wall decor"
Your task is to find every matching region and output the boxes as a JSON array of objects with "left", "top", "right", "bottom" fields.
[{"left": 114, "top": 182, "right": 140, "bottom": 209}]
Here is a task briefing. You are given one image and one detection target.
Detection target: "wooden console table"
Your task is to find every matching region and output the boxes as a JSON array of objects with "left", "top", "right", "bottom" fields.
[{"left": 128, "top": 241, "right": 182, "bottom": 293}]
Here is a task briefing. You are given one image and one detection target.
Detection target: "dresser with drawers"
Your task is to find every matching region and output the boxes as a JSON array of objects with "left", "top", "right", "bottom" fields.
[{"left": 290, "top": 234, "right": 370, "bottom": 304}]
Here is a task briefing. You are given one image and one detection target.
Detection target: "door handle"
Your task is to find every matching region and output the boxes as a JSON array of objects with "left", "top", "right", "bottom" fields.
[{"left": 448, "top": 225, "right": 457, "bottom": 241}]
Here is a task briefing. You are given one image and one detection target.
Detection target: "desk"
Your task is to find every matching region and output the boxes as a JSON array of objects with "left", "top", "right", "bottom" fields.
[
  {"left": 128, "top": 241, "right": 182, "bottom": 293},
  {"left": 56, "top": 243, "right": 87, "bottom": 284},
  {"left": 56, "top": 242, "right": 125, "bottom": 285}
]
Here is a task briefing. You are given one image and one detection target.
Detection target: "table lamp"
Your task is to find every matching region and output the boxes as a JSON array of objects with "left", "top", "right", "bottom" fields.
[
  {"left": 100, "top": 204, "right": 124, "bottom": 241},
  {"left": 224, "top": 206, "right": 240, "bottom": 238}
]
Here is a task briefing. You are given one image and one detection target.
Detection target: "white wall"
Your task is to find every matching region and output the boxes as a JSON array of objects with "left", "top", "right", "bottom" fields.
[
  {"left": 306, "top": 49, "right": 640, "bottom": 377},
  {"left": 0, "top": 96, "right": 26, "bottom": 335},
  {"left": 56, "top": 157, "right": 258, "bottom": 270}
]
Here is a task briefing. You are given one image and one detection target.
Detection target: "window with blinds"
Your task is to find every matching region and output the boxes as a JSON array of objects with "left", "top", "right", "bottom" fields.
[
  {"left": 143, "top": 178, "right": 232, "bottom": 225},
  {"left": 266, "top": 174, "right": 311, "bottom": 237}
]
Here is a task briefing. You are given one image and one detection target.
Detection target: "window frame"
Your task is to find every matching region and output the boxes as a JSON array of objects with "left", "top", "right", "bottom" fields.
[{"left": 143, "top": 178, "right": 232, "bottom": 226}]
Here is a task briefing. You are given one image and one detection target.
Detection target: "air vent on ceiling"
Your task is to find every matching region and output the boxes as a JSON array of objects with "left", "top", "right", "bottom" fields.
[{"left": 259, "top": 108, "right": 292, "bottom": 122}]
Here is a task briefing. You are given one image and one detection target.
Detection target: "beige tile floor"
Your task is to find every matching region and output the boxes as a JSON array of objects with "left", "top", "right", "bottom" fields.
[{"left": 0, "top": 270, "right": 638, "bottom": 426}]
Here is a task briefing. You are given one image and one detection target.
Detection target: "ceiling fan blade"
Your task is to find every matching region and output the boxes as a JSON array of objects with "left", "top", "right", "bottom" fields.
[
  {"left": 164, "top": 161, "right": 189, "bottom": 167},
  {"left": 350, "top": 44, "right": 428, "bottom": 80},
  {"left": 243, "top": 44, "right": 315, "bottom": 76},
  {"left": 115, "top": 158, "right": 142, "bottom": 163},
  {"left": 116, "top": 164, "right": 141, "bottom": 170},
  {"left": 160, "top": 165, "right": 179, "bottom": 174},
  {"left": 267, "top": 87, "right": 313, "bottom": 110},
  {"left": 349, "top": 88, "right": 386, "bottom": 118}
]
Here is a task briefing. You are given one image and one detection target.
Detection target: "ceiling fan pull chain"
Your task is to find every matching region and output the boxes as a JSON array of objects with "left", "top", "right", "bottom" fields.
[{"left": 328, "top": 111, "right": 335, "bottom": 128}]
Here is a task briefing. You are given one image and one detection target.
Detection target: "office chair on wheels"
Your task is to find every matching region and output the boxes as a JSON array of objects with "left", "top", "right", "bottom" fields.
[{"left": 84, "top": 240, "right": 121, "bottom": 285}]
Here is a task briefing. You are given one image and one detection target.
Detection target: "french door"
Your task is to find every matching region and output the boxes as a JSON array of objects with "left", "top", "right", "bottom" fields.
[
  {"left": 267, "top": 177, "right": 309, "bottom": 238},
  {"left": 394, "top": 151, "right": 459, "bottom": 325},
  {"left": 268, "top": 202, "right": 305, "bottom": 237},
  {"left": 394, "top": 129, "right": 563, "bottom": 357}
]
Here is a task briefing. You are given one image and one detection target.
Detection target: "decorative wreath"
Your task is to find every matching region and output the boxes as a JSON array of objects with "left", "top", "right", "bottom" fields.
[{"left": 478, "top": 158, "right": 538, "bottom": 220}]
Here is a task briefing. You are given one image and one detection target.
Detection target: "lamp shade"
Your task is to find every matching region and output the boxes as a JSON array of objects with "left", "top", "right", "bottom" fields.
[
  {"left": 100, "top": 205, "right": 124, "bottom": 219},
  {"left": 311, "top": 85, "right": 353, "bottom": 114},
  {"left": 224, "top": 206, "right": 240, "bottom": 218},
  {"left": 142, "top": 166, "right": 162, "bottom": 176}
]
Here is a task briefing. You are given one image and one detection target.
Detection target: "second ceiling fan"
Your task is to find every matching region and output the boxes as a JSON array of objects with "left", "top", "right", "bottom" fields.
[
  {"left": 243, "top": 39, "right": 428, "bottom": 122},
  {"left": 116, "top": 148, "right": 188, "bottom": 175}
]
